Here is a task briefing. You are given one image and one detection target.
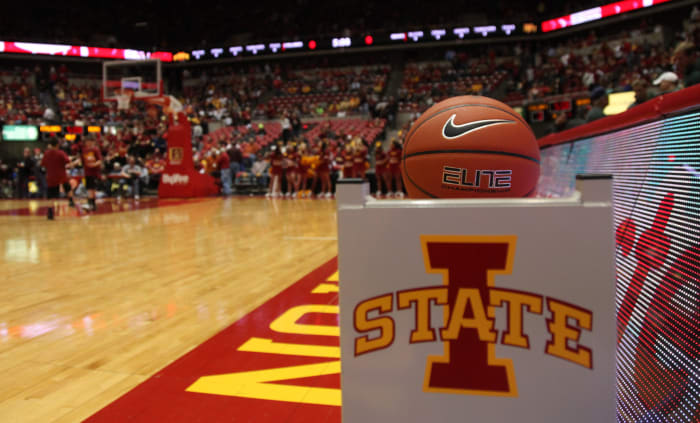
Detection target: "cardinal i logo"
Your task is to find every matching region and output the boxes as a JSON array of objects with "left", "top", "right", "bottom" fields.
[{"left": 352, "top": 235, "right": 594, "bottom": 397}]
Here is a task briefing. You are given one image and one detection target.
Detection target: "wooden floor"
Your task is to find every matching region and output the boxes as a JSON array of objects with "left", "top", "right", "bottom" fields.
[{"left": 0, "top": 197, "right": 338, "bottom": 422}]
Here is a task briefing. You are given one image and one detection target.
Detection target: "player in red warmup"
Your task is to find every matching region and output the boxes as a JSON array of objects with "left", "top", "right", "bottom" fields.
[
  {"left": 374, "top": 143, "right": 390, "bottom": 198},
  {"left": 285, "top": 145, "right": 301, "bottom": 197},
  {"left": 81, "top": 136, "right": 103, "bottom": 211},
  {"left": 266, "top": 145, "right": 284, "bottom": 197},
  {"left": 388, "top": 140, "right": 404, "bottom": 198},
  {"left": 41, "top": 138, "right": 77, "bottom": 219}
]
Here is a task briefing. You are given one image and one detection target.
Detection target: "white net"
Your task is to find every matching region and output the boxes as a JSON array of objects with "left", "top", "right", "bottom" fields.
[{"left": 116, "top": 92, "right": 133, "bottom": 110}]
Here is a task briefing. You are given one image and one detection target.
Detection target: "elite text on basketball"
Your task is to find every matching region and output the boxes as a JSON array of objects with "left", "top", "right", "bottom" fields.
[{"left": 442, "top": 166, "right": 512, "bottom": 189}]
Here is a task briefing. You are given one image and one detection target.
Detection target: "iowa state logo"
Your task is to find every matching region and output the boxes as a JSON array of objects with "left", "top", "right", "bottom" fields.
[{"left": 352, "top": 235, "right": 593, "bottom": 397}]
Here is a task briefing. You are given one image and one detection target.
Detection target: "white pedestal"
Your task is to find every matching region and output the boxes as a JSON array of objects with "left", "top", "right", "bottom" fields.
[{"left": 337, "top": 176, "right": 616, "bottom": 423}]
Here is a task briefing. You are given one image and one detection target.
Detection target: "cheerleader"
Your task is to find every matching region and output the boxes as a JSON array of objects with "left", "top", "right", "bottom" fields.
[
  {"left": 387, "top": 140, "right": 404, "bottom": 197},
  {"left": 374, "top": 143, "right": 390, "bottom": 197},
  {"left": 341, "top": 143, "right": 355, "bottom": 179},
  {"left": 315, "top": 142, "right": 332, "bottom": 198},
  {"left": 298, "top": 142, "right": 310, "bottom": 198},
  {"left": 266, "top": 145, "right": 284, "bottom": 197},
  {"left": 353, "top": 138, "right": 369, "bottom": 180},
  {"left": 285, "top": 144, "right": 301, "bottom": 197}
]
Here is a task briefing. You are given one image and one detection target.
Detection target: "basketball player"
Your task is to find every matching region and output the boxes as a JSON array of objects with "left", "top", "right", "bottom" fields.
[
  {"left": 388, "top": 140, "right": 404, "bottom": 197},
  {"left": 41, "top": 139, "right": 76, "bottom": 219},
  {"left": 374, "top": 143, "right": 390, "bottom": 198},
  {"left": 81, "top": 136, "right": 103, "bottom": 211}
]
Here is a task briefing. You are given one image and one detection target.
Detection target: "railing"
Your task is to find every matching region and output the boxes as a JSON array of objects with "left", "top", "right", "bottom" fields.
[{"left": 536, "top": 84, "right": 699, "bottom": 423}]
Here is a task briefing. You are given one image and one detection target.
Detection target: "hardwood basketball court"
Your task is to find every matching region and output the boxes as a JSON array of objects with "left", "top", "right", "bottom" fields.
[{"left": 0, "top": 197, "right": 340, "bottom": 422}]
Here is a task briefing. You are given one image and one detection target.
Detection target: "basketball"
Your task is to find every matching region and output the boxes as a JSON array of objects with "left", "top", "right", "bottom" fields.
[{"left": 401, "top": 96, "right": 540, "bottom": 199}]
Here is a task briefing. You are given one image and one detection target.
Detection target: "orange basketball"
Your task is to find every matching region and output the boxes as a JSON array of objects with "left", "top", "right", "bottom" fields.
[{"left": 402, "top": 96, "right": 540, "bottom": 198}]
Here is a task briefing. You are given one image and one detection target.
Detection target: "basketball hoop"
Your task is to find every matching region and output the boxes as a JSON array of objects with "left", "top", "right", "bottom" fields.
[{"left": 144, "top": 95, "right": 183, "bottom": 116}]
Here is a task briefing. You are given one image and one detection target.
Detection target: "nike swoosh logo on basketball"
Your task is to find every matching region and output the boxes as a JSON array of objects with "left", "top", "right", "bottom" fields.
[{"left": 442, "top": 115, "right": 515, "bottom": 139}]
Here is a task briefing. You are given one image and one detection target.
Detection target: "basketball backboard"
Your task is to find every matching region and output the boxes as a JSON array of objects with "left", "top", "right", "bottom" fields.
[{"left": 102, "top": 59, "right": 162, "bottom": 103}]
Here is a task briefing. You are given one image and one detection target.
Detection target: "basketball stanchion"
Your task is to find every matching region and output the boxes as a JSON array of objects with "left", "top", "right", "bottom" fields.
[{"left": 336, "top": 175, "right": 616, "bottom": 423}]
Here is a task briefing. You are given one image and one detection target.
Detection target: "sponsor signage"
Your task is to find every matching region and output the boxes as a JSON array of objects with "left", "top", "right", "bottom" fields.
[
  {"left": 161, "top": 173, "right": 190, "bottom": 185},
  {"left": 2, "top": 125, "right": 38, "bottom": 141}
]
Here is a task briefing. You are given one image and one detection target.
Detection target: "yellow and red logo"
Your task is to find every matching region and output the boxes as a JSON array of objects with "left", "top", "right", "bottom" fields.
[
  {"left": 169, "top": 147, "right": 184, "bottom": 165},
  {"left": 353, "top": 235, "right": 593, "bottom": 397}
]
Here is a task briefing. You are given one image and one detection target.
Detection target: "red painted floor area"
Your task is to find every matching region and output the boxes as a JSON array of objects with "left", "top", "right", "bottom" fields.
[
  {"left": 0, "top": 197, "right": 208, "bottom": 217},
  {"left": 85, "top": 257, "right": 341, "bottom": 423}
]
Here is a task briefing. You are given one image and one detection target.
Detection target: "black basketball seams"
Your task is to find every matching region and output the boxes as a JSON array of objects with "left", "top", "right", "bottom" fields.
[
  {"left": 406, "top": 173, "right": 438, "bottom": 198},
  {"left": 402, "top": 102, "right": 536, "bottom": 198},
  {"left": 405, "top": 149, "right": 541, "bottom": 164},
  {"left": 522, "top": 186, "right": 537, "bottom": 197},
  {"left": 404, "top": 102, "right": 531, "bottom": 153}
]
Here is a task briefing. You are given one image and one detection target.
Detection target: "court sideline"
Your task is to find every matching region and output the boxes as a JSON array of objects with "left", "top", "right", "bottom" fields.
[{"left": 0, "top": 197, "right": 338, "bottom": 422}]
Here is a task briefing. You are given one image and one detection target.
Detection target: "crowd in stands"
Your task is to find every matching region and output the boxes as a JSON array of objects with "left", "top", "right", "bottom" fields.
[
  {"left": 399, "top": 9, "right": 700, "bottom": 114},
  {"left": 1, "top": 5, "right": 698, "bottom": 199}
]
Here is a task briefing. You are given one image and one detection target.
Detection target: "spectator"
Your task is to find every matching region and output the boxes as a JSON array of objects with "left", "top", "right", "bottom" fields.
[
  {"left": 281, "top": 113, "right": 292, "bottom": 143},
  {"left": 673, "top": 42, "right": 700, "bottom": 87},
  {"left": 145, "top": 154, "right": 166, "bottom": 190},
  {"left": 108, "top": 162, "right": 127, "bottom": 198},
  {"left": 121, "top": 156, "right": 144, "bottom": 199},
  {"left": 548, "top": 111, "right": 585, "bottom": 133},
  {"left": 585, "top": 87, "right": 609, "bottom": 123},
  {"left": 17, "top": 147, "right": 35, "bottom": 198},
  {"left": 33, "top": 148, "right": 47, "bottom": 198},
  {"left": 216, "top": 147, "right": 232, "bottom": 195},
  {"left": 41, "top": 138, "right": 75, "bottom": 207},
  {"left": 653, "top": 71, "right": 680, "bottom": 94},
  {"left": 228, "top": 143, "right": 243, "bottom": 175},
  {"left": 250, "top": 156, "right": 270, "bottom": 188},
  {"left": 0, "top": 160, "right": 12, "bottom": 198},
  {"left": 628, "top": 79, "right": 651, "bottom": 109}
]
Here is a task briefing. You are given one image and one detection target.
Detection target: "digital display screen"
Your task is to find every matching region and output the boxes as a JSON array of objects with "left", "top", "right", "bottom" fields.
[
  {"left": 171, "top": 23, "right": 526, "bottom": 62},
  {"left": 529, "top": 111, "right": 545, "bottom": 122},
  {"left": 550, "top": 100, "right": 572, "bottom": 111},
  {"left": 541, "top": 0, "right": 672, "bottom": 32},
  {"left": 527, "top": 104, "right": 547, "bottom": 111},
  {"left": 39, "top": 125, "right": 61, "bottom": 133},
  {"left": 604, "top": 91, "right": 635, "bottom": 116},
  {"left": 537, "top": 110, "right": 700, "bottom": 423},
  {"left": 0, "top": 40, "right": 171, "bottom": 61},
  {"left": 2, "top": 125, "right": 39, "bottom": 141}
]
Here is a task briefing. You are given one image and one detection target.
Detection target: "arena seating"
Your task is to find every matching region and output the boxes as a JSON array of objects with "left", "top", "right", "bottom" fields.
[{"left": 302, "top": 118, "right": 386, "bottom": 146}]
